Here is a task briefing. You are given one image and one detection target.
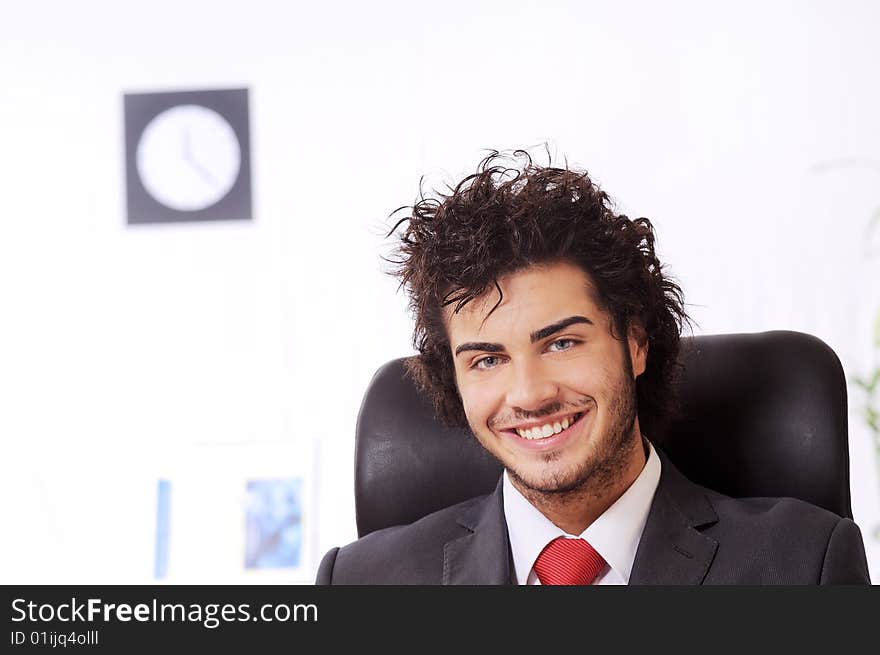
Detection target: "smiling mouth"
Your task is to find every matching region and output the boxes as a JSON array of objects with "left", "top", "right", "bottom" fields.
[{"left": 506, "top": 411, "right": 587, "bottom": 441}]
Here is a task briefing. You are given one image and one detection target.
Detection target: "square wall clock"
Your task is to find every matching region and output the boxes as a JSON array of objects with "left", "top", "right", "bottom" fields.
[{"left": 124, "top": 88, "right": 252, "bottom": 224}]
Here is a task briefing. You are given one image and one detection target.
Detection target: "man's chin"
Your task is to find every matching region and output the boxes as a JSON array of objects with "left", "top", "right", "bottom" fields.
[{"left": 507, "top": 464, "right": 595, "bottom": 496}]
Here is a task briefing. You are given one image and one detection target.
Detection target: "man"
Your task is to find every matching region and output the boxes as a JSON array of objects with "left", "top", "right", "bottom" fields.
[{"left": 316, "top": 151, "right": 871, "bottom": 584}]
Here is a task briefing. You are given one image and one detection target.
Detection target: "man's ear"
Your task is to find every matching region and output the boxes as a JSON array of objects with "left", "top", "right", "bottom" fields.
[{"left": 627, "top": 321, "right": 649, "bottom": 378}]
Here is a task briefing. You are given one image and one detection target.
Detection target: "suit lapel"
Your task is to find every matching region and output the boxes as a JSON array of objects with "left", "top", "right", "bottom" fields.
[
  {"left": 443, "top": 477, "right": 511, "bottom": 585},
  {"left": 630, "top": 448, "right": 719, "bottom": 585},
  {"left": 440, "top": 450, "right": 720, "bottom": 585}
]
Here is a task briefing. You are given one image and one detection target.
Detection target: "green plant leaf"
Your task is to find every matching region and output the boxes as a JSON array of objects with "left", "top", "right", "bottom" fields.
[
  {"left": 857, "top": 369, "right": 880, "bottom": 394},
  {"left": 867, "top": 406, "right": 880, "bottom": 433}
]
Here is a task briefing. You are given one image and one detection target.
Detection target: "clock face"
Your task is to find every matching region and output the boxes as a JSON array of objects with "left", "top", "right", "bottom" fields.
[{"left": 135, "top": 104, "right": 242, "bottom": 212}]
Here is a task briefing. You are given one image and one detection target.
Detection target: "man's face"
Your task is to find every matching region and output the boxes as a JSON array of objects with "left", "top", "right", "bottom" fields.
[{"left": 445, "top": 261, "right": 648, "bottom": 496}]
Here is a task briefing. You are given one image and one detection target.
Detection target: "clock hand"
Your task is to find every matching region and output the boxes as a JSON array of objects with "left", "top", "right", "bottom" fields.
[
  {"left": 182, "top": 127, "right": 192, "bottom": 159},
  {"left": 187, "top": 157, "right": 219, "bottom": 188},
  {"left": 180, "top": 127, "right": 219, "bottom": 188}
]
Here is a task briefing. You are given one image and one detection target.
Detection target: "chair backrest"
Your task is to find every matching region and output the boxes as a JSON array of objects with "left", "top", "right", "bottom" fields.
[{"left": 354, "top": 331, "right": 853, "bottom": 538}]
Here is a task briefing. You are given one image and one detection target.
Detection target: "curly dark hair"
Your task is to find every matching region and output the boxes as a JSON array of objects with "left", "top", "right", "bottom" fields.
[{"left": 386, "top": 150, "right": 690, "bottom": 437}]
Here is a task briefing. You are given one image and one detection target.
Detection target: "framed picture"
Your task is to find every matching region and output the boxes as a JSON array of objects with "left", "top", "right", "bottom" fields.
[{"left": 155, "top": 439, "right": 315, "bottom": 583}]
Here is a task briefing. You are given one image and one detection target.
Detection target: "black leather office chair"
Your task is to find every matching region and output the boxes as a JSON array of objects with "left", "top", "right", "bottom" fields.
[{"left": 354, "top": 331, "right": 853, "bottom": 538}]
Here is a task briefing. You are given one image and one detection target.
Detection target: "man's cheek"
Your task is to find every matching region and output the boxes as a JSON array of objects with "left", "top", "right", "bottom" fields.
[
  {"left": 460, "top": 384, "right": 494, "bottom": 426},
  {"left": 459, "top": 391, "right": 482, "bottom": 424},
  {"left": 558, "top": 365, "right": 606, "bottom": 392}
]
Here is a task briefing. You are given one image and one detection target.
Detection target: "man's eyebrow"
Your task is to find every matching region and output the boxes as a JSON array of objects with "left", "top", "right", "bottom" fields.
[
  {"left": 453, "top": 316, "right": 593, "bottom": 357},
  {"left": 454, "top": 342, "right": 505, "bottom": 357},
  {"left": 530, "top": 315, "right": 593, "bottom": 343}
]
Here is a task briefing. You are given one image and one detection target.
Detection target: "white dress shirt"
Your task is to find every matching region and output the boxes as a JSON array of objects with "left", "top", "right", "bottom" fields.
[{"left": 503, "top": 439, "right": 661, "bottom": 585}]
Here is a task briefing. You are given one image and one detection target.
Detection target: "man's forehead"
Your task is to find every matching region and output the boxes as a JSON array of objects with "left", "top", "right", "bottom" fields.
[{"left": 443, "top": 263, "right": 607, "bottom": 338}]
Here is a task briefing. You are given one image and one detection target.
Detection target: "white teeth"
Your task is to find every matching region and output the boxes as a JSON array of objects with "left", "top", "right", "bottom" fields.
[{"left": 514, "top": 413, "right": 580, "bottom": 440}]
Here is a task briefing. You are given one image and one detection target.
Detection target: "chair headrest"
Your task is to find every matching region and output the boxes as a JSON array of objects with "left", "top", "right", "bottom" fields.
[{"left": 354, "top": 331, "right": 852, "bottom": 537}]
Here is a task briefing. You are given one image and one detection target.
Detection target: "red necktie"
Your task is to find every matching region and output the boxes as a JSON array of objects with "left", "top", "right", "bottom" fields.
[{"left": 533, "top": 537, "right": 606, "bottom": 585}]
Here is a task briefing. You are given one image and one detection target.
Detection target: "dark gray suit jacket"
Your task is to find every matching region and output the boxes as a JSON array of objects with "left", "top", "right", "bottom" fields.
[{"left": 316, "top": 449, "right": 871, "bottom": 584}]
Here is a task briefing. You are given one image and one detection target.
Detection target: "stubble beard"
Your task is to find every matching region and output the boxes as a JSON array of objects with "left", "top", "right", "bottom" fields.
[{"left": 504, "top": 349, "right": 640, "bottom": 504}]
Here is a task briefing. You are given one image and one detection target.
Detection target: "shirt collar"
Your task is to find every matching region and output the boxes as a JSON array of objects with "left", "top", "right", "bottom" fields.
[{"left": 503, "top": 439, "right": 661, "bottom": 584}]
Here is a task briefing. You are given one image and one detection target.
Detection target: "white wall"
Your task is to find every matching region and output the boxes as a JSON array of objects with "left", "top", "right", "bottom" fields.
[{"left": 1, "top": 0, "right": 878, "bottom": 583}]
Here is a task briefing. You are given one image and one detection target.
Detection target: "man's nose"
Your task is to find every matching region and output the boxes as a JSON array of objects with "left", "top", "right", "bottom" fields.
[{"left": 504, "top": 359, "right": 559, "bottom": 412}]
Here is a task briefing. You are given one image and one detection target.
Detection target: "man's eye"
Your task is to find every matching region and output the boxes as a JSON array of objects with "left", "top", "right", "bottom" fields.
[
  {"left": 548, "top": 338, "right": 577, "bottom": 352},
  {"left": 474, "top": 356, "right": 500, "bottom": 370}
]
